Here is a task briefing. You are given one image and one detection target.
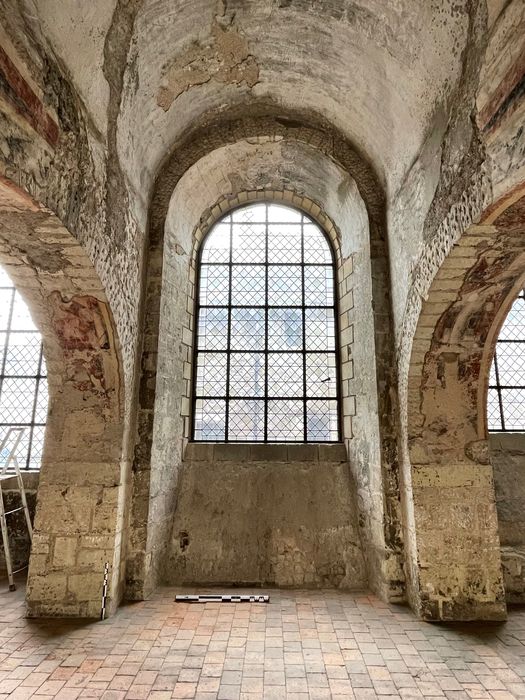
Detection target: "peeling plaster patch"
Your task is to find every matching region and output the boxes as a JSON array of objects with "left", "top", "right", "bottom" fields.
[
  {"left": 50, "top": 293, "right": 111, "bottom": 353},
  {"left": 157, "top": 20, "right": 259, "bottom": 111}
]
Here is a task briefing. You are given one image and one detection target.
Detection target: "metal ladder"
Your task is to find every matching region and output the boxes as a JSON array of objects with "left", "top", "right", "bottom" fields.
[{"left": 0, "top": 428, "right": 33, "bottom": 591}]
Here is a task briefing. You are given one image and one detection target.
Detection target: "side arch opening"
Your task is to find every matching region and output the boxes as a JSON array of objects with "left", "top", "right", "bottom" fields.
[{"left": 0, "top": 176, "right": 126, "bottom": 618}]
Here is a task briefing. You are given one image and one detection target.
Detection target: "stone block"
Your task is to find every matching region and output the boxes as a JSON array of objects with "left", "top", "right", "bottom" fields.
[
  {"left": 249, "top": 444, "right": 287, "bottom": 461},
  {"left": 287, "top": 444, "right": 318, "bottom": 462},
  {"left": 28, "top": 553, "right": 49, "bottom": 576},
  {"left": 214, "top": 443, "right": 250, "bottom": 461},
  {"left": 68, "top": 572, "right": 104, "bottom": 601},
  {"left": 53, "top": 537, "right": 77, "bottom": 568},
  {"left": 319, "top": 443, "right": 347, "bottom": 462},
  {"left": 27, "top": 573, "right": 67, "bottom": 602},
  {"left": 77, "top": 548, "right": 108, "bottom": 570}
]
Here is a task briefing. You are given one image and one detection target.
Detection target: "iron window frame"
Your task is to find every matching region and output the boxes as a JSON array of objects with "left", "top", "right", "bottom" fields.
[
  {"left": 190, "top": 202, "right": 343, "bottom": 443},
  {"left": 0, "top": 283, "right": 47, "bottom": 470},
  {"left": 489, "top": 288, "right": 525, "bottom": 432}
]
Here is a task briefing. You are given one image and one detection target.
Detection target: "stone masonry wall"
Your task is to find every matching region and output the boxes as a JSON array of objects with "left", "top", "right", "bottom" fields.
[
  {"left": 168, "top": 444, "right": 366, "bottom": 589},
  {"left": 491, "top": 433, "right": 525, "bottom": 603}
]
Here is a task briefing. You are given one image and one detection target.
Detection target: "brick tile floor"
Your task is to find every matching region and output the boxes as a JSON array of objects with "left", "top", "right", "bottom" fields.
[{"left": 1, "top": 579, "right": 525, "bottom": 698}]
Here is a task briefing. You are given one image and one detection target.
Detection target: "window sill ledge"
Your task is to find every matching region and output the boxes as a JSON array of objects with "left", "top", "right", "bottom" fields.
[{"left": 184, "top": 442, "right": 347, "bottom": 464}]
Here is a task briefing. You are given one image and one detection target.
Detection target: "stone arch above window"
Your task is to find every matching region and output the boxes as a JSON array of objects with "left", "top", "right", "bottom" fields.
[{"left": 192, "top": 202, "right": 341, "bottom": 443}]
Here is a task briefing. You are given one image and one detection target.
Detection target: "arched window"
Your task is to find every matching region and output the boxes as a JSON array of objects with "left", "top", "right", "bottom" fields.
[
  {"left": 193, "top": 202, "right": 340, "bottom": 442},
  {"left": 0, "top": 267, "right": 48, "bottom": 469},
  {"left": 488, "top": 289, "right": 525, "bottom": 431}
]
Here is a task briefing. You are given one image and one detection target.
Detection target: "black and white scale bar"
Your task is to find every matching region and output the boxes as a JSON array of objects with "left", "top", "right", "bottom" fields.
[{"left": 175, "top": 594, "right": 269, "bottom": 604}]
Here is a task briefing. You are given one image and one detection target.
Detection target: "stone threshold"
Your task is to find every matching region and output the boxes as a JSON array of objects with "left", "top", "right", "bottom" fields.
[{"left": 184, "top": 442, "right": 347, "bottom": 463}]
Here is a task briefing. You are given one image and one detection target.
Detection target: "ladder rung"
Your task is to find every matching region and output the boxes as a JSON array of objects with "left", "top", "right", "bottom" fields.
[
  {"left": 12, "top": 565, "right": 28, "bottom": 574},
  {"left": 4, "top": 506, "right": 25, "bottom": 516}
]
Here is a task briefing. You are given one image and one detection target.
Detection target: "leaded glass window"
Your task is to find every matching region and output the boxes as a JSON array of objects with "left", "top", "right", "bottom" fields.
[
  {"left": 488, "top": 289, "right": 525, "bottom": 431},
  {"left": 0, "top": 267, "right": 48, "bottom": 469},
  {"left": 193, "top": 203, "right": 340, "bottom": 442}
]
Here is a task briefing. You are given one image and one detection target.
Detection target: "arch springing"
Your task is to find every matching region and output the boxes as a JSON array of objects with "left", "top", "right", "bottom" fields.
[{"left": 192, "top": 202, "right": 340, "bottom": 442}]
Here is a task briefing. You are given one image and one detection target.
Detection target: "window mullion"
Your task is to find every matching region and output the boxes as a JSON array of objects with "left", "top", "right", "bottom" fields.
[
  {"left": 26, "top": 340, "right": 44, "bottom": 470},
  {"left": 264, "top": 204, "right": 269, "bottom": 442},
  {"left": 224, "top": 219, "right": 234, "bottom": 442},
  {"left": 493, "top": 348, "right": 505, "bottom": 431},
  {"left": 301, "top": 214, "right": 307, "bottom": 443},
  {"left": 0, "top": 287, "right": 16, "bottom": 410}
]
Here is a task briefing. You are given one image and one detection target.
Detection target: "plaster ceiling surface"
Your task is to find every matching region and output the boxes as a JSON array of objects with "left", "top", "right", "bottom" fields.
[
  {"left": 24, "top": 0, "right": 470, "bottom": 203},
  {"left": 18, "top": 0, "right": 116, "bottom": 137},
  {"left": 11, "top": 0, "right": 469, "bottom": 216},
  {"left": 124, "top": 0, "right": 469, "bottom": 198}
]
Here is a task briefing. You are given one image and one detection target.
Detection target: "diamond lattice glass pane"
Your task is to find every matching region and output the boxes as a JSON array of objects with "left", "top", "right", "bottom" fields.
[
  {"left": 0, "top": 427, "right": 30, "bottom": 472},
  {"left": 268, "top": 266, "right": 302, "bottom": 306},
  {"left": 304, "top": 266, "right": 334, "bottom": 306},
  {"left": 303, "top": 223, "right": 332, "bottom": 264},
  {"left": 194, "top": 399, "right": 226, "bottom": 440},
  {"left": 493, "top": 342, "right": 525, "bottom": 386},
  {"left": 0, "top": 289, "right": 13, "bottom": 328},
  {"left": 193, "top": 202, "right": 340, "bottom": 443},
  {"left": 498, "top": 297, "right": 525, "bottom": 341},
  {"left": 195, "top": 353, "right": 227, "bottom": 396},
  {"left": 0, "top": 378, "right": 37, "bottom": 422},
  {"left": 267, "top": 353, "right": 303, "bottom": 397},
  {"left": 267, "top": 309, "right": 303, "bottom": 351},
  {"left": 305, "top": 309, "right": 335, "bottom": 350},
  {"left": 307, "top": 399, "right": 338, "bottom": 441},
  {"left": 0, "top": 267, "right": 13, "bottom": 286},
  {"left": 229, "top": 399, "right": 265, "bottom": 440},
  {"left": 199, "top": 265, "right": 229, "bottom": 305},
  {"left": 34, "top": 379, "right": 49, "bottom": 423},
  {"left": 230, "top": 309, "right": 265, "bottom": 350},
  {"left": 201, "top": 222, "right": 231, "bottom": 263},
  {"left": 232, "top": 203, "right": 266, "bottom": 223},
  {"left": 232, "top": 224, "right": 266, "bottom": 263},
  {"left": 4, "top": 333, "right": 42, "bottom": 376},
  {"left": 487, "top": 388, "right": 502, "bottom": 430},
  {"left": 28, "top": 425, "right": 46, "bottom": 470},
  {"left": 267, "top": 204, "right": 302, "bottom": 223},
  {"left": 501, "top": 388, "right": 525, "bottom": 430},
  {"left": 267, "top": 400, "right": 304, "bottom": 441},
  {"left": 267, "top": 224, "right": 302, "bottom": 263},
  {"left": 198, "top": 308, "right": 228, "bottom": 350},
  {"left": 229, "top": 353, "right": 265, "bottom": 397},
  {"left": 306, "top": 353, "right": 337, "bottom": 398},
  {"left": 231, "top": 265, "right": 265, "bottom": 306},
  {"left": 11, "top": 292, "right": 37, "bottom": 331}
]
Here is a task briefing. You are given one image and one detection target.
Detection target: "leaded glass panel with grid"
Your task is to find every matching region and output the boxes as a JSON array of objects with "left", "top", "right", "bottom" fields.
[
  {"left": 193, "top": 203, "right": 340, "bottom": 442},
  {"left": 488, "top": 289, "right": 525, "bottom": 431},
  {"left": 0, "top": 267, "right": 48, "bottom": 469}
]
